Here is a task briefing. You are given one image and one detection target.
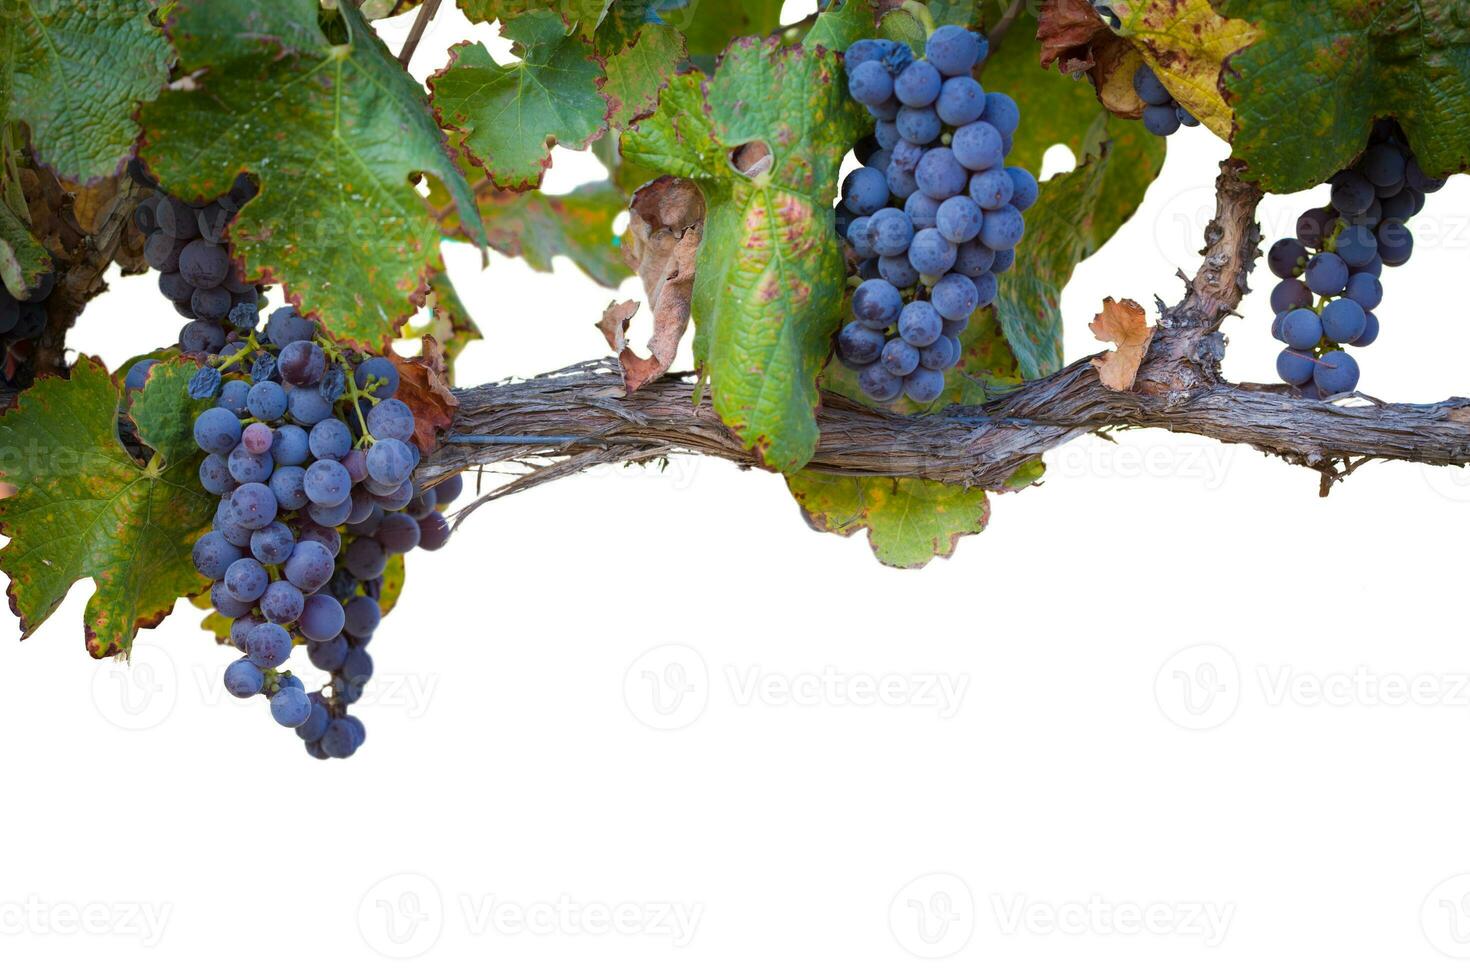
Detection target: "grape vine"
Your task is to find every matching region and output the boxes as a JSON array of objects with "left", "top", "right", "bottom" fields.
[{"left": 1, "top": 0, "right": 1469, "bottom": 745}]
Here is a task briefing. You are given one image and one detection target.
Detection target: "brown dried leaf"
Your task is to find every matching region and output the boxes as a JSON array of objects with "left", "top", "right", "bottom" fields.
[
  {"left": 1038, "top": 0, "right": 1145, "bottom": 118},
  {"left": 1038, "top": 0, "right": 1111, "bottom": 72},
  {"left": 1089, "top": 297, "right": 1154, "bottom": 391},
  {"left": 603, "top": 175, "right": 705, "bottom": 394},
  {"left": 387, "top": 337, "right": 459, "bottom": 453}
]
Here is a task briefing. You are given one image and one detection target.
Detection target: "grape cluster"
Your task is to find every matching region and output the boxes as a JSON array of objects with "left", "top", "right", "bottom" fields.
[
  {"left": 0, "top": 271, "right": 53, "bottom": 384},
  {"left": 1132, "top": 64, "right": 1199, "bottom": 137},
  {"left": 132, "top": 169, "right": 265, "bottom": 355},
  {"left": 185, "top": 307, "right": 460, "bottom": 759},
  {"left": 1266, "top": 120, "right": 1445, "bottom": 398},
  {"left": 833, "top": 26, "right": 1036, "bottom": 405}
]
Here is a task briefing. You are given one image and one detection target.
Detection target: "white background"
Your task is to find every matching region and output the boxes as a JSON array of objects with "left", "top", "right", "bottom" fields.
[{"left": 5, "top": 3, "right": 1470, "bottom": 976}]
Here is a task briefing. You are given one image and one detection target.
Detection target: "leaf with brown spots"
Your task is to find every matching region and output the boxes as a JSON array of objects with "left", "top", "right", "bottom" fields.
[
  {"left": 1089, "top": 297, "right": 1153, "bottom": 391},
  {"left": 621, "top": 40, "right": 868, "bottom": 472},
  {"left": 386, "top": 340, "right": 459, "bottom": 454},
  {"left": 0, "top": 358, "right": 214, "bottom": 658},
  {"left": 137, "top": 0, "right": 486, "bottom": 350}
]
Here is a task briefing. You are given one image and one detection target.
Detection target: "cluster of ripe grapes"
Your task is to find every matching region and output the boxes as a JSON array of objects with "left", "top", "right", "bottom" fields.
[
  {"left": 833, "top": 25, "right": 1036, "bottom": 405},
  {"left": 0, "top": 270, "right": 53, "bottom": 386},
  {"left": 132, "top": 168, "right": 265, "bottom": 355},
  {"left": 183, "top": 308, "right": 460, "bottom": 759},
  {"left": 1132, "top": 64, "right": 1200, "bottom": 137},
  {"left": 1266, "top": 121, "right": 1445, "bottom": 398}
]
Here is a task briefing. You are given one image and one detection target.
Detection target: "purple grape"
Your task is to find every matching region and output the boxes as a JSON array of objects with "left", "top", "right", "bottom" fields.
[
  {"left": 260, "top": 580, "right": 305, "bottom": 625},
  {"left": 299, "top": 594, "right": 346, "bottom": 643},
  {"left": 898, "top": 302, "right": 943, "bottom": 347},
  {"left": 246, "top": 622, "right": 292, "bottom": 669},
  {"left": 951, "top": 122, "right": 1003, "bottom": 172},
  {"left": 857, "top": 363, "right": 903, "bottom": 402},
  {"left": 284, "top": 539, "right": 335, "bottom": 592},
  {"left": 936, "top": 76, "right": 985, "bottom": 127},
  {"left": 250, "top": 521, "right": 295, "bottom": 565}
]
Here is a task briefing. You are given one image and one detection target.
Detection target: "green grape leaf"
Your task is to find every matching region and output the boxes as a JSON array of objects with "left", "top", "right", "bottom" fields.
[
  {"left": 996, "top": 113, "right": 1165, "bottom": 379},
  {"left": 929, "top": 0, "right": 984, "bottom": 28},
  {"left": 979, "top": 7, "right": 1108, "bottom": 177},
  {"left": 457, "top": 0, "right": 612, "bottom": 36},
  {"left": 430, "top": 11, "right": 610, "bottom": 192},
  {"left": 0, "top": 358, "right": 213, "bottom": 658},
  {"left": 0, "top": 197, "right": 52, "bottom": 300},
  {"left": 600, "top": 23, "right": 687, "bottom": 130},
  {"left": 137, "top": 0, "right": 485, "bottom": 350},
  {"left": 804, "top": 0, "right": 926, "bottom": 53},
  {"left": 623, "top": 40, "right": 868, "bottom": 472},
  {"left": 1212, "top": 0, "right": 1470, "bottom": 190},
  {"left": 661, "top": 0, "right": 787, "bottom": 62},
  {"left": 786, "top": 473, "right": 992, "bottom": 569},
  {"left": 0, "top": 0, "right": 170, "bottom": 182}
]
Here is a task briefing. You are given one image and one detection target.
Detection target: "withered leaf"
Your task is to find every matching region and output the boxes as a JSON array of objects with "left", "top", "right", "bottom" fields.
[{"left": 1089, "top": 297, "right": 1154, "bottom": 391}]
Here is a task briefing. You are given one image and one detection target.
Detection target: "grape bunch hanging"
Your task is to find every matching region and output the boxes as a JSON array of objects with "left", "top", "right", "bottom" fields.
[
  {"left": 1266, "top": 121, "right": 1445, "bottom": 398},
  {"left": 127, "top": 173, "right": 458, "bottom": 760},
  {"left": 1132, "top": 64, "right": 1200, "bottom": 137},
  {"left": 832, "top": 25, "right": 1037, "bottom": 405}
]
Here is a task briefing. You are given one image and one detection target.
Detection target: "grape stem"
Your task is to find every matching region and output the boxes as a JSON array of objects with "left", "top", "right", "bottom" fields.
[
  {"left": 986, "top": 0, "right": 1027, "bottom": 53},
  {"left": 396, "top": 0, "right": 442, "bottom": 68}
]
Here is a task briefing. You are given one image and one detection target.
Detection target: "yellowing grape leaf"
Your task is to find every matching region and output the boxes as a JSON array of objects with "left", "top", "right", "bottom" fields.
[
  {"left": 1107, "top": 0, "right": 1260, "bottom": 141},
  {"left": 0, "top": 358, "right": 213, "bottom": 658},
  {"left": 786, "top": 473, "right": 992, "bottom": 570},
  {"left": 138, "top": 0, "right": 485, "bottom": 350}
]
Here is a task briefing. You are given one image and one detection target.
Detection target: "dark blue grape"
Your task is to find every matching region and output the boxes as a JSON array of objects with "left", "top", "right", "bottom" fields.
[
  {"left": 224, "top": 556, "right": 269, "bottom": 603},
  {"left": 270, "top": 688, "right": 312, "bottom": 728},
  {"left": 1267, "top": 239, "right": 1308, "bottom": 279},
  {"left": 194, "top": 407, "right": 242, "bottom": 454},
  {"left": 898, "top": 302, "right": 943, "bottom": 347},
  {"left": 1330, "top": 171, "right": 1375, "bottom": 215},
  {"left": 837, "top": 322, "right": 886, "bottom": 366},
  {"left": 858, "top": 363, "right": 903, "bottom": 402},
  {"left": 1362, "top": 143, "right": 1406, "bottom": 188},
  {"left": 300, "top": 594, "right": 346, "bottom": 644},
  {"left": 936, "top": 76, "right": 986, "bottom": 127},
  {"left": 953, "top": 239, "right": 995, "bottom": 277},
  {"left": 1314, "top": 349, "right": 1360, "bottom": 395},
  {"left": 935, "top": 196, "right": 982, "bottom": 244},
  {"left": 1276, "top": 349, "right": 1317, "bottom": 386},
  {"left": 224, "top": 659, "right": 264, "bottom": 699},
  {"left": 1133, "top": 65, "right": 1172, "bottom": 106},
  {"left": 246, "top": 623, "right": 292, "bottom": 669},
  {"left": 1343, "top": 272, "right": 1382, "bottom": 310},
  {"left": 1334, "top": 223, "right": 1379, "bottom": 267},
  {"left": 218, "top": 380, "right": 251, "bottom": 417},
  {"left": 908, "top": 227, "right": 957, "bottom": 276},
  {"left": 972, "top": 272, "right": 998, "bottom": 308},
  {"left": 980, "top": 92, "right": 1020, "bottom": 138},
  {"left": 261, "top": 580, "right": 305, "bottom": 626},
  {"left": 891, "top": 139, "right": 925, "bottom": 173},
  {"left": 925, "top": 25, "right": 982, "bottom": 77},
  {"left": 250, "top": 521, "right": 295, "bottom": 565},
  {"left": 874, "top": 119, "right": 900, "bottom": 150},
  {"left": 1280, "top": 308, "right": 1323, "bottom": 350},
  {"left": 878, "top": 252, "right": 920, "bottom": 289},
  {"left": 914, "top": 147, "right": 968, "bottom": 199},
  {"left": 1006, "top": 167, "right": 1039, "bottom": 211},
  {"left": 345, "top": 537, "right": 389, "bottom": 579},
  {"left": 199, "top": 453, "right": 236, "bottom": 496},
  {"left": 1296, "top": 207, "right": 1338, "bottom": 249},
  {"left": 319, "top": 364, "right": 347, "bottom": 402},
  {"left": 284, "top": 539, "right": 335, "bottom": 593},
  {"left": 880, "top": 337, "right": 920, "bottom": 376},
  {"left": 1377, "top": 218, "right": 1412, "bottom": 266},
  {"left": 852, "top": 278, "right": 903, "bottom": 324},
  {"left": 894, "top": 61, "right": 941, "bottom": 107},
  {"left": 930, "top": 273, "right": 979, "bottom": 321},
  {"left": 1142, "top": 104, "right": 1180, "bottom": 137},
  {"left": 903, "top": 368, "right": 945, "bottom": 403},
  {"left": 895, "top": 105, "right": 941, "bottom": 144},
  {"left": 978, "top": 205, "right": 1024, "bottom": 250},
  {"left": 1352, "top": 312, "right": 1380, "bottom": 347},
  {"left": 1303, "top": 253, "right": 1349, "bottom": 296},
  {"left": 968, "top": 169, "right": 1013, "bottom": 211},
  {"left": 192, "top": 531, "right": 243, "bottom": 581},
  {"left": 1321, "top": 298, "right": 1366, "bottom": 344},
  {"left": 950, "top": 122, "right": 1003, "bottom": 172},
  {"left": 847, "top": 60, "right": 895, "bottom": 106},
  {"left": 288, "top": 387, "right": 332, "bottom": 425},
  {"left": 841, "top": 166, "right": 889, "bottom": 216},
  {"left": 903, "top": 192, "right": 940, "bottom": 230}
]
